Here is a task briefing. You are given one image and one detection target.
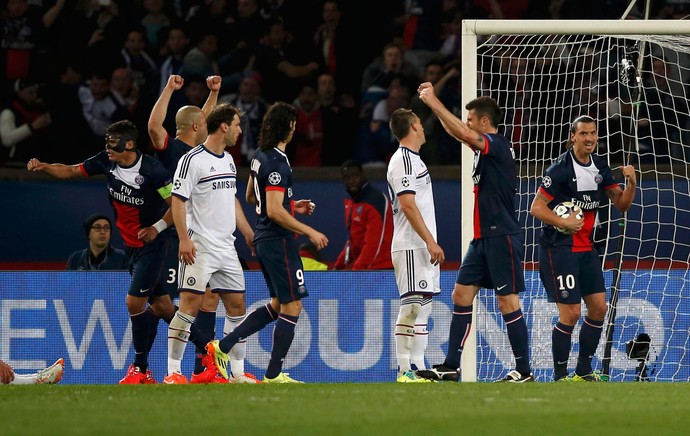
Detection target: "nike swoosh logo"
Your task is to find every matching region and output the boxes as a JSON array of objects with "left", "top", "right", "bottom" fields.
[
  {"left": 497, "top": 284, "right": 507, "bottom": 291},
  {"left": 572, "top": 177, "right": 578, "bottom": 182},
  {"left": 557, "top": 361, "right": 568, "bottom": 365},
  {"left": 139, "top": 289, "right": 149, "bottom": 294}
]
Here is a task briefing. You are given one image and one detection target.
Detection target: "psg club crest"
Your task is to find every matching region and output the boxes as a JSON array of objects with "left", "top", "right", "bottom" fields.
[
  {"left": 560, "top": 290, "right": 569, "bottom": 299},
  {"left": 268, "top": 172, "right": 282, "bottom": 185},
  {"left": 401, "top": 177, "right": 410, "bottom": 188},
  {"left": 542, "top": 176, "right": 552, "bottom": 188},
  {"left": 135, "top": 174, "right": 144, "bottom": 185},
  {"left": 595, "top": 174, "right": 603, "bottom": 184}
]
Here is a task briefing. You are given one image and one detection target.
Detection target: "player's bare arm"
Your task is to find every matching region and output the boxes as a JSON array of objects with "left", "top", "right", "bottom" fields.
[
  {"left": 530, "top": 190, "right": 583, "bottom": 233},
  {"left": 26, "top": 159, "right": 84, "bottom": 178},
  {"left": 138, "top": 196, "right": 173, "bottom": 243},
  {"left": 266, "top": 190, "right": 328, "bottom": 250},
  {"left": 417, "top": 82, "right": 486, "bottom": 151},
  {"left": 171, "top": 195, "right": 196, "bottom": 264},
  {"left": 607, "top": 165, "right": 637, "bottom": 212},
  {"left": 246, "top": 175, "right": 257, "bottom": 205},
  {"left": 235, "top": 197, "right": 255, "bottom": 256},
  {"left": 148, "top": 75, "right": 184, "bottom": 150},
  {"left": 398, "top": 192, "right": 445, "bottom": 266},
  {"left": 201, "top": 75, "right": 221, "bottom": 118}
]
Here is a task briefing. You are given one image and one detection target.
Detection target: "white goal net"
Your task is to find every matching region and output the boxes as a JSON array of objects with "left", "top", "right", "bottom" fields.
[{"left": 461, "top": 20, "right": 690, "bottom": 382}]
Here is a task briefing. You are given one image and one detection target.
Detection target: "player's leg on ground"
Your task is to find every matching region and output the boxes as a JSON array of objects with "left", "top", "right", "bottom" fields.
[
  {"left": 167, "top": 291, "right": 204, "bottom": 376},
  {"left": 220, "top": 292, "right": 247, "bottom": 377},
  {"left": 576, "top": 293, "right": 606, "bottom": 377},
  {"left": 497, "top": 293, "right": 531, "bottom": 376},
  {"left": 552, "top": 315, "right": 575, "bottom": 381},
  {"left": 411, "top": 296, "right": 432, "bottom": 371},
  {"left": 395, "top": 296, "right": 421, "bottom": 375},
  {"left": 445, "top": 284, "right": 478, "bottom": 369},
  {"left": 193, "top": 289, "right": 218, "bottom": 374},
  {"left": 265, "top": 299, "right": 302, "bottom": 379},
  {"left": 126, "top": 295, "right": 152, "bottom": 373},
  {"left": 218, "top": 301, "right": 279, "bottom": 354}
]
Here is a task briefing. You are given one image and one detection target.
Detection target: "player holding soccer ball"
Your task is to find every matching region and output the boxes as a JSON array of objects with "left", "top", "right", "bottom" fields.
[{"left": 530, "top": 115, "right": 637, "bottom": 382}]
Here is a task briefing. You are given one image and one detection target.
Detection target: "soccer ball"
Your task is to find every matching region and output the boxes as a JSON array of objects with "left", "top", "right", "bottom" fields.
[{"left": 553, "top": 201, "right": 583, "bottom": 234}]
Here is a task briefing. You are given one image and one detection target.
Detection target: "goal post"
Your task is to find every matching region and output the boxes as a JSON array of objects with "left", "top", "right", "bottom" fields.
[{"left": 460, "top": 19, "right": 690, "bottom": 382}]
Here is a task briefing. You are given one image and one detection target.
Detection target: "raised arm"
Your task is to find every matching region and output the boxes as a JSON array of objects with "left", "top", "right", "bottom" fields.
[
  {"left": 417, "top": 82, "right": 486, "bottom": 151},
  {"left": 201, "top": 76, "right": 221, "bottom": 118},
  {"left": 398, "top": 193, "right": 444, "bottom": 266},
  {"left": 148, "top": 75, "right": 184, "bottom": 150},
  {"left": 607, "top": 165, "right": 637, "bottom": 212},
  {"left": 26, "top": 158, "right": 84, "bottom": 179}
]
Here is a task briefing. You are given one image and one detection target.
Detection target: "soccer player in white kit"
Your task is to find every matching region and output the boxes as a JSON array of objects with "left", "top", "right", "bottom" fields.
[
  {"left": 386, "top": 108, "right": 445, "bottom": 383},
  {"left": 165, "top": 103, "right": 258, "bottom": 384}
]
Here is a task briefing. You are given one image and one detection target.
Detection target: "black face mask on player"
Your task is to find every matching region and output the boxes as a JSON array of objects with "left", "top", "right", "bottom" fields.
[{"left": 105, "top": 134, "right": 136, "bottom": 153}]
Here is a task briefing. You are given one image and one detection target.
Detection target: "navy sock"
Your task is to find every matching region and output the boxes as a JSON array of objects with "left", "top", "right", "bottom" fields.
[
  {"left": 145, "top": 308, "right": 159, "bottom": 353},
  {"left": 131, "top": 311, "right": 150, "bottom": 372},
  {"left": 265, "top": 314, "right": 299, "bottom": 379},
  {"left": 552, "top": 322, "right": 574, "bottom": 380},
  {"left": 219, "top": 304, "right": 277, "bottom": 353},
  {"left": 444, "top": 304, "right": 472, "bottom": 369},
  {"left": 576, "top": 317, "right": 604, "bottom": 376},
  {"left": 193, "top": 309, "right": 216, "bottom": 374},
  {"left": 503, "top": 308, "right": 531, "bottom": 376}
]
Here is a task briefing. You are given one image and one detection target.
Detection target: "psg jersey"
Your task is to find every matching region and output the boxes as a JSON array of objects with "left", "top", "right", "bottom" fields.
[
  {"left": 471, "top": 133, "right": 520, "bottom": 239},
  {"left": 155, "top": 134, "right": 195, "bottom": 177},
  {"left": 249, "top": 147, "right": 294, "bottom": 242},
  {"left": 537, "top": 149, "right": 619, "bottom": 251},
  {"left": 80, "top": 151, "right": 172, "bottom": 248}
]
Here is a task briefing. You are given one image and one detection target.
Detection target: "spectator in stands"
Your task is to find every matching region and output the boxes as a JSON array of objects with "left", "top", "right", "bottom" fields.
[
  {"left": 110, "top": 67, "right": 139, "bottom": 114},
  {"left": 219, "top": 70, "right": 267, "bottom": 165},
  {"left": 360, "top": 43, "right": 419, "bottom": 102},
  {"left": 119, "top": 27, "right": 157, "bottom": 90},
  {"left": 299, "top": 241, "right": 329, "bottom": 271},
  {"left": 357, "top": 85, "right": 411, "bottom": 165},
  {"left": 0, "top": 78, "right": 51, "bottom": 165},
  {"left": 156, "top": 25, "right": 190, "bottom": 93},
  {"left": 139, "top": 0, "right": 172, "bottom": 49},
  {"left": 183, "top": 31, "right": 220, "bottom": 78},
  {"left": 67, "top": 213, "right": 128, "bottom": 271},
  {"left": 0, "top": 358, "right": 64, "bottom": 385},
  {"left": 78, "top": 71, "right": 129, "bottom": 149},
  {"left": 317, "top": 72, "right": 357, "bottom": 165},
  {"left": 334, "top": 160, "right": 393, "bottom": 270},
  {"left": 289, "top": 83, "right": 324, "bottom": 166}
]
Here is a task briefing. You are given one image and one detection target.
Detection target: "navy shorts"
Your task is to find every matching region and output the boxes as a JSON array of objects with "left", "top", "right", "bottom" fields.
[
  {"left": 126, "top": 230, "right": 175, "bottom": 298},
  {"left": 456, "top": 233, "right": 526, "bottom": 295},
  {"left": 255, "top": 237, "right": 308, "bottom": 304},
  {"left": 538, "top": 245, "right": 606, "bottom": 304}
]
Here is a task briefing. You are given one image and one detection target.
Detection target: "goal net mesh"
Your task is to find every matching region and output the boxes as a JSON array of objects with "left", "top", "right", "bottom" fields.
[{"left": 473, "top": 32, "right": 690, "bottom": 381}]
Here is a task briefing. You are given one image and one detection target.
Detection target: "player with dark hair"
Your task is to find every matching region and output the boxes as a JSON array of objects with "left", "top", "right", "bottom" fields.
[
  {"left": 530, "top": 115, "right": 636, "bottom": 381},
  {"left": 165, "top": 103, "right": 258, "bottom": 384},
  {"left": 207, "top": 102, "right": 328, "bottom": 383},
  {"left": 416, "top": 86, "right": 533, "bottom": 383},
  {"left": 27, "top": 120, "right": 209, "bottom": 384},
  {"left": 387, "top": 108, "right": 443, "bottom": 383},
  {"left": 67, "top": 213, "right": 128, "bottom": 270},
  {"left": 335, "top": 159, "right": 393, "bottom": 270}
]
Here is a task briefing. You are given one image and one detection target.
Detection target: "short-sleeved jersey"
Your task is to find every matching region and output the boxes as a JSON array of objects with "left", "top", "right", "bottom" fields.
[
  {"left": 249, "top": 147, "right": 294, "bottom": 242},
  {"left": 471, "top": 133, "right": 521, "bottom": 239},
  {"left": 172, "top": 145, "right": 238, "bottom": 250},
  {"left": 155, "top": 134, "right": 195, "bottom": 177},
  {"left": 386, "top": 146, "right": 437, "bottom": 252},
  {"left": 80, "top": 151, "right": 172, "bottom": 248},
  {"left": 538, "top": 149, "right": 619, "bottom": 251}
]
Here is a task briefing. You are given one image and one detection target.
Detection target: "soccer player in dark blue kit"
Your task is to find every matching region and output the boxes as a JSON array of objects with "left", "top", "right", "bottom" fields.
[
  {"left": 415, "top": 83, "right": 533, "bottom": 382},
  {"left": 207, "top": 102, "right": 328, "bottom": 383},
  {"left": 27, "top": 120, "right": 209, "bottom": 384},
  {"left": 530, "top": 116, "right": 636, "bottom": 381}
]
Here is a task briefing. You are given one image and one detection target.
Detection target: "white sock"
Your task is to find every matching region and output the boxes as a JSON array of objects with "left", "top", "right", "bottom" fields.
[
  {"left": 411, "top": 298, "right": 433, "bottom": 370},
  {"left": 168, "top": 311, "right": 194, "bottom": 374},
  {"left": 9, "top": 373, "right": 37, "bottom": 385},
  {"left": 395, "top": 298, "right": 421, "bottom": 374},
  {"left": 225, "top": 314, "right": 246, "bottom": 376}
]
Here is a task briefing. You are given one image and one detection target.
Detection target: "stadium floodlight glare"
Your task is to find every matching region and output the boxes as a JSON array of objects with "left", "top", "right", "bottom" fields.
[{"left": 461, "top": 19, "right": 690, "bottom": 382}]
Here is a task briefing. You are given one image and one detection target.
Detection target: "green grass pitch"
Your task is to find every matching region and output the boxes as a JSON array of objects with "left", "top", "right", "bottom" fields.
[{"left": 2, "top": 383, "right": 690, "bottom": 435}]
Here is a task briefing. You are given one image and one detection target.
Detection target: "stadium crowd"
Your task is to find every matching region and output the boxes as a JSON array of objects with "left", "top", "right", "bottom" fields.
[{"left": 3, "top": 0, "right": 689, "bottom": 169}]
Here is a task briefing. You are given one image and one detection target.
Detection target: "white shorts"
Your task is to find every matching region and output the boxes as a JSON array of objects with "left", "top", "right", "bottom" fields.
[
  {"left": 392, "top": 248, "right": 441, "bottom": 297},
  {"left": 178, "top": 240, "right": 245, "bottom": 294}
]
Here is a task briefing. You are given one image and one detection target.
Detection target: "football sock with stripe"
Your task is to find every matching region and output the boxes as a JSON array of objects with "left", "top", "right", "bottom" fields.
[
  {"left": 219, "top": 303, "right": 278, "bottom": 354},
  {"left": 168, "top": 311, "right": 194, "bottom": 374},
  {"left": 131, "top": 310, "right": 150, "bottom": 372},
  {"left": 265, "top": 314, "right": 299, "bottom": 379},
  {"left": 504, "top": 308, "right": 531, "bottom": 376},
  {"left": 411, "top": 298, "right": 432, "bottom": 371},
  {"left": 444, "top": 304, "right": 472, "bottom": 369},
  {"left": 576, "top": 317, "right": 604, "bottom": 376},
  {"left": 395, "top": 298, "right": 421, "bottom": 374},
  {"left": 552, "top": 322, "right": 574, "bottom": 380}
]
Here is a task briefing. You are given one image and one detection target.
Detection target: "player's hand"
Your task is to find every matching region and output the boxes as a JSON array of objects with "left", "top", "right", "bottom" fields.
[
  {"left": 245, "top": 232, "right": 255, "bottom": 256},
  {"left": 26, "top": 158, "right": 45, "bottom": 171},
  {"left": 619, "top": 165, "right": 637, "bottom": 186},
  {"left": 427, "top": 241, "right": 445, "bottom": 266},
  {"left": 308, "top": 230, "right": 329, "bottom": 251},
  {"left": 167, "top": 75, "right": 184, "bottom": 91},
  {"left": 179, "top": 238, "right": 197, "bottom": 265},
  {"left": 137, "top": 226, "right": 159, "bottom": 243},
  {"left": 417, "top": 82, "right": 437, "bottom": 105},
  {"left": 0, "top": 360, "right": 14, "bottom": 384},
  {"left": 207, "top": 75, "right": 222, "bottom": 92},
  {"left": 560, "top": 213, "right": 584, "bottom": 234},
  {"left": 294, "top": 199, "right": 316, "bottom": 215}
]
